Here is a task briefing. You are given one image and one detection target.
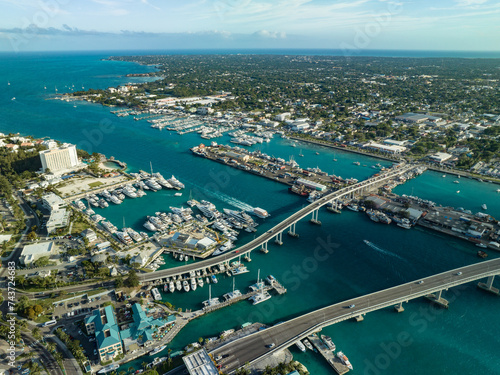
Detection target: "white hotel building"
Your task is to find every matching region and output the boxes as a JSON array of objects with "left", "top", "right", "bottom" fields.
[{"left": 39, "top": 143, "right": 80, "bottom": 173}]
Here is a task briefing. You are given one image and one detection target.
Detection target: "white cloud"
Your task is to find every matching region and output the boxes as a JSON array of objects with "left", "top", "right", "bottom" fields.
[
  {"left": 254, "top": 30, "right": 287, "bottom": 39},
  {"left": 455, "top": 0, "right": 489, "bottom": 6}
]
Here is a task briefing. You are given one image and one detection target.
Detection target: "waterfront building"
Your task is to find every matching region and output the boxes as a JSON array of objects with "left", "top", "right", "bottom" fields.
[
  {"left": 364, "top": 142, "right": 407, "bottom": 154},
  {"left": 295, "top": 178, "right": 326, "bottom": 192},
  {"left": 197, "top": 106, "right": 214, "bottom": 115},
  {"left": 183, "top": 349, "right": 219, "bottom": 375},
  {"left": 39, "top": 143, "right": 80, "bottom": 173},
  {"left": 20, "top": 242, "right": 55, "bottom": 266},
  {"left": 85, "top": 305, "right": 123, "bottom": 362},
  {"left": 428, "top": 152, "right": 453, "bottom": 163},
  {"left": 120, "top": 303, "right": 175, "bottom": 351},
  {"left": 42, "top": 193, "right": 67, "bottom": 212}
]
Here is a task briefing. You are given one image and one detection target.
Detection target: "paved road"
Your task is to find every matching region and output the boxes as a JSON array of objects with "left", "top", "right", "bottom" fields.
[
  {"left": 211, "top": 258, "right": 500, "bottom": 372},
  {"left": 139, "top": 164, "right": 416, "bottom": 283},
  {"left": 22, "top": 334, "right": 64, "bottom": 375}
]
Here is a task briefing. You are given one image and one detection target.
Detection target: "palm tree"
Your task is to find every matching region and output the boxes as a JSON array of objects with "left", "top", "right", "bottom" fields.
[
  {"left": 32, "top": 327, "right": 41, "bottom": 340},
  {"left": 47, "top": 342, "right": 56, "bottom": 353},
  {"left": 28, "top": 361, "right": 42, "bottom": 375},
  {"left": 141, "top": 362, "right": 148, "bottom": 370}
]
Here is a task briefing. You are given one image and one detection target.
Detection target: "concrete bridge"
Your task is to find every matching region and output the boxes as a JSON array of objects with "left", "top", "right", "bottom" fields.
[
  {"left": 210, "top": 258, "right": 500, "bottom": 373},
  {"left": 139, "top": 162, "right": 421, "bottom": 283}
]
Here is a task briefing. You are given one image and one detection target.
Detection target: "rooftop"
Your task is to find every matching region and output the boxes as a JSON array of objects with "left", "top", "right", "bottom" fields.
[{"left": 183, "top": 349, "right": 219, "bottom": 375}]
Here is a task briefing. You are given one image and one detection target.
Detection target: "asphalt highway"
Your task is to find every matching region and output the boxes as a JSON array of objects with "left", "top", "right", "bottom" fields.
[{"left": 211, "top": 257, "right": 500, "bottom": 372}]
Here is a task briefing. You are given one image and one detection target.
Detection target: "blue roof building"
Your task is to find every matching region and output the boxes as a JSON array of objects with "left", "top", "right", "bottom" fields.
[
  {"left": 85, "top": 305, "right": 123, "bottom": 362},
  {"left": 120, "top": 303, "right": 175, "bottom": 350}
]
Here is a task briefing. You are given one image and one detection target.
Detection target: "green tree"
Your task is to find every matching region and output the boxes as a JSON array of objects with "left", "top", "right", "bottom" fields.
[{"left": 125, "top": 270, "right": 139, "bottom": 287}]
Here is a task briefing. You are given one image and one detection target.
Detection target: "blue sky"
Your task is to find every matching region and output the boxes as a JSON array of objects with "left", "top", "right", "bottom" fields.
[{"left": 0, "top": 0, "right": 499, "bottom": 51}]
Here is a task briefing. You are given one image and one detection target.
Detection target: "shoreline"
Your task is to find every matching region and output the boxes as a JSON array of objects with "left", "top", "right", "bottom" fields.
[{"left": 289, "top": 135, "right": 500, "bottom": 185}]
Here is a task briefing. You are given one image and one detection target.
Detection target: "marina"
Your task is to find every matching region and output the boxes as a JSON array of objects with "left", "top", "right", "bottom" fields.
[{"left": 4, "top": 53, "right": 500, "bottom": 375}]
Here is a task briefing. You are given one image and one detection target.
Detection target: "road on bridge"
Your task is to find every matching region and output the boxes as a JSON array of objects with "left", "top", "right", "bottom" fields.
[
  {"left": 211, "top": 257, "right": 500, "bottom": 372},
  {"left": 140, "top": 164, "right": 416, "bottom": 283}
]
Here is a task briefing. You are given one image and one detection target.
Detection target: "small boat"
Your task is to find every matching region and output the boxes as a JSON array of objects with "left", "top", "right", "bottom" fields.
[
  {"left": 321, "top": 335, "right": 336, "bottom": 351},
  {"left": 453, "top": 181, "right": 459, "bottom": 184},
  {"left": 98, "top": 364, "right": 119, "bottom": 374},
  {"left": 442, "top": 174, "right": 446, "bottom": 178},
  {"left": 174, "top": 192, "right": 182, "bottom": 197},
  {"left": 183, "top": 280, "right": 190, "bottom": 292},
  {"left": 496, "top": 189, "right": 500, "bottom": 193},
  {"left": 481, "top": 204, "right": 487, "bottom": 210},
  {"left": 149, "top": 345, "right": 166, "bottom": 355},
  {"left": 477, "top": 250, "right": 488, "bottom": 258},
  {"left": 211, "top": 275, "right": 218, "bottom": 284},
  {"left": 11, "top": 97, "right": 15, "bottom": 101},
  {"left": 303, "top": 339, "right": 314, "bottom": 351},
  {"left": 476, "top": 243, "right": 487, "bottom": 249},
  {"left": 295, "top": 340, "right": 306, "bottom": 352},
  {"left": 315, "top": 152, "right": 319, "bottom": 155},
  {"left": 337, "top": 351, "right": 353, "bottom": 370},
  {"left": 456, "top": 190, "right": 460, "bottom": 194}
]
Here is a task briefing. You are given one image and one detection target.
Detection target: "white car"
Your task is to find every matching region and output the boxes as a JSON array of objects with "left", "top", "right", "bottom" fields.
[
  {"left": 455, "top": 272, "right": 462, "bottom": 276},
  {"left": 348, "top": 304, "right": 355, "bottom": 308}
]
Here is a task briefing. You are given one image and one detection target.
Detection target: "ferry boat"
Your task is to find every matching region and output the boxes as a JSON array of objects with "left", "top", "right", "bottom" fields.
[
  {"left": 151, "top": 288, "right": 161, "bottom": 301},
  {"left": 149, "top": 345, "right": 166, "bottom": 355},
  {"left": 250, "top": 207, "right": 270, "bottom": 219},
  {"left": 337, "top": 351, "right": 353, "bottom": 370},
  {"left": 295, "top": 340, "right": 306, "bottom": 352},
  {"left": 321, "top": 335, "right": 336, "bottom": 351},
  {"left": 98, "top": 364, "right": 119, "bottom": 374}
]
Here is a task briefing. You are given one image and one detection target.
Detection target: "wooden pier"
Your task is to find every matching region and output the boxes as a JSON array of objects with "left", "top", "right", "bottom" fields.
[{"left": 308, "top": 334, "right": 349, "bottom": 375}]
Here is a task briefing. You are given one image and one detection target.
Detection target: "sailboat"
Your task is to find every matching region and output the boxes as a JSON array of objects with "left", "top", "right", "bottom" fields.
[
  {"left": 248, "top": 269, "right": 271, "bottom": 305},
  {"left": 202, "top": 285, "right": 220, "bottom": 307},
  {"left": 333, "top": 152, "right": 337, "bottom": 161},
  {"left": 299, "top": 149, "right": 304, "bottom": 157},
  {"left": 224, "top": 278, "right": 242, "bottom": 300}
]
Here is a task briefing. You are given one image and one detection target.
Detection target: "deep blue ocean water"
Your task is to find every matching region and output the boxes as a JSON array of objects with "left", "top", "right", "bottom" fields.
[{"left": 1, "top": 52, "right": 499, "bottom": 374}]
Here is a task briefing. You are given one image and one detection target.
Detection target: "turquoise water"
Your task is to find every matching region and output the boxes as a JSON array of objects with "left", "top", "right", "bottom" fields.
[{"left": 1, "top": 53, "right": 499, "bottom": 375}]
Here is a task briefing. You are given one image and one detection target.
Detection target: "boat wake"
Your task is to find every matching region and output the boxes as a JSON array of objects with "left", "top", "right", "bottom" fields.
[
  {"left": 194, "top": 185, "right": 254, "bottom": 211},
  {"left": 363, "top": 240, "right": 406, "bottom": 262}
]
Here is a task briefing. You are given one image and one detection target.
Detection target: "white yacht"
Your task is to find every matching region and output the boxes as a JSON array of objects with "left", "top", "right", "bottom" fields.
[
  {"left": 176, "top": 280, "right": 182, "bottom": 291},
  {"left": 169, "top": 281, "right": 175, "bottom": 293},
  {"left": 167, "top": 175, "right": 185, "bottom": 189},
  {"left": 191, "top": 278, "right": 197, "bottom": 291},
  {"left": 183, "top": 280, "right": 190, "bottom": 292},
  {"left": 109, "top": 195, "right": 122, "bottom": 205},
  {"left": 145, "top": 178, "right": 162, "bottom": 191},
  {"left": 143, "top": 221, "right": 158, "bottom": 231}
]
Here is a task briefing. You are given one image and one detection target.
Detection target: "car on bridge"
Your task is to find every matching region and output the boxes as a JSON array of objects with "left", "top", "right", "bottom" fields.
[
  {"left": 417, "top": 280, "right": 424, "bottom": 284},
  {"left": 348, "top": 304, "right": 355, "bottom": 308},
  {"left": 266, "top": 343, "right": 275, "bottom": 348},
  {"left": 455, "top": 272, "right": 462, "bottom": 276}
]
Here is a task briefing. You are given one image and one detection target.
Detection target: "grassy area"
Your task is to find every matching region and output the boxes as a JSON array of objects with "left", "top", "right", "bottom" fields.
[
  {"left": 70, "top": 220, "right": 90, "bottom": 235},
  {"left": 88, "top": 181, "right": 104, "bottom": 188}
]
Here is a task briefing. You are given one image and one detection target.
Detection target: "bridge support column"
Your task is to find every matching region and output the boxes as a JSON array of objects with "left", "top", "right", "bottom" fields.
[
  {"left": 275, "top": 231, "right": 283, "bottom": 245},
  {"left": 478, "top": 276, "right": 500, "bottom": 295},
  {"left": 394, "top": 302, "right": 405, "bottom": 313},
  {"left": 310, "top": 209, "right": 322, "bottom": 225},
  {"left": 327, "top": 200, "right": 341, "bottom": 213},
  {"left": 425, "top": 290, "right": 449, "bottom": 309},
  {"left": 355, "top": 315, "right": 364, "bottom": 322},
  {"left": 288, "top": 223, "right": 299, "bottom": 238},
  {"left": 260, "top": 241, "right": 269, "bottom": 254}
]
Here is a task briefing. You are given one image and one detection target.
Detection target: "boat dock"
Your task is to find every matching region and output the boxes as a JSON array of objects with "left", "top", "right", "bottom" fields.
[{"left": 308, "top": 334, "right": 349, "bottom": 375}]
